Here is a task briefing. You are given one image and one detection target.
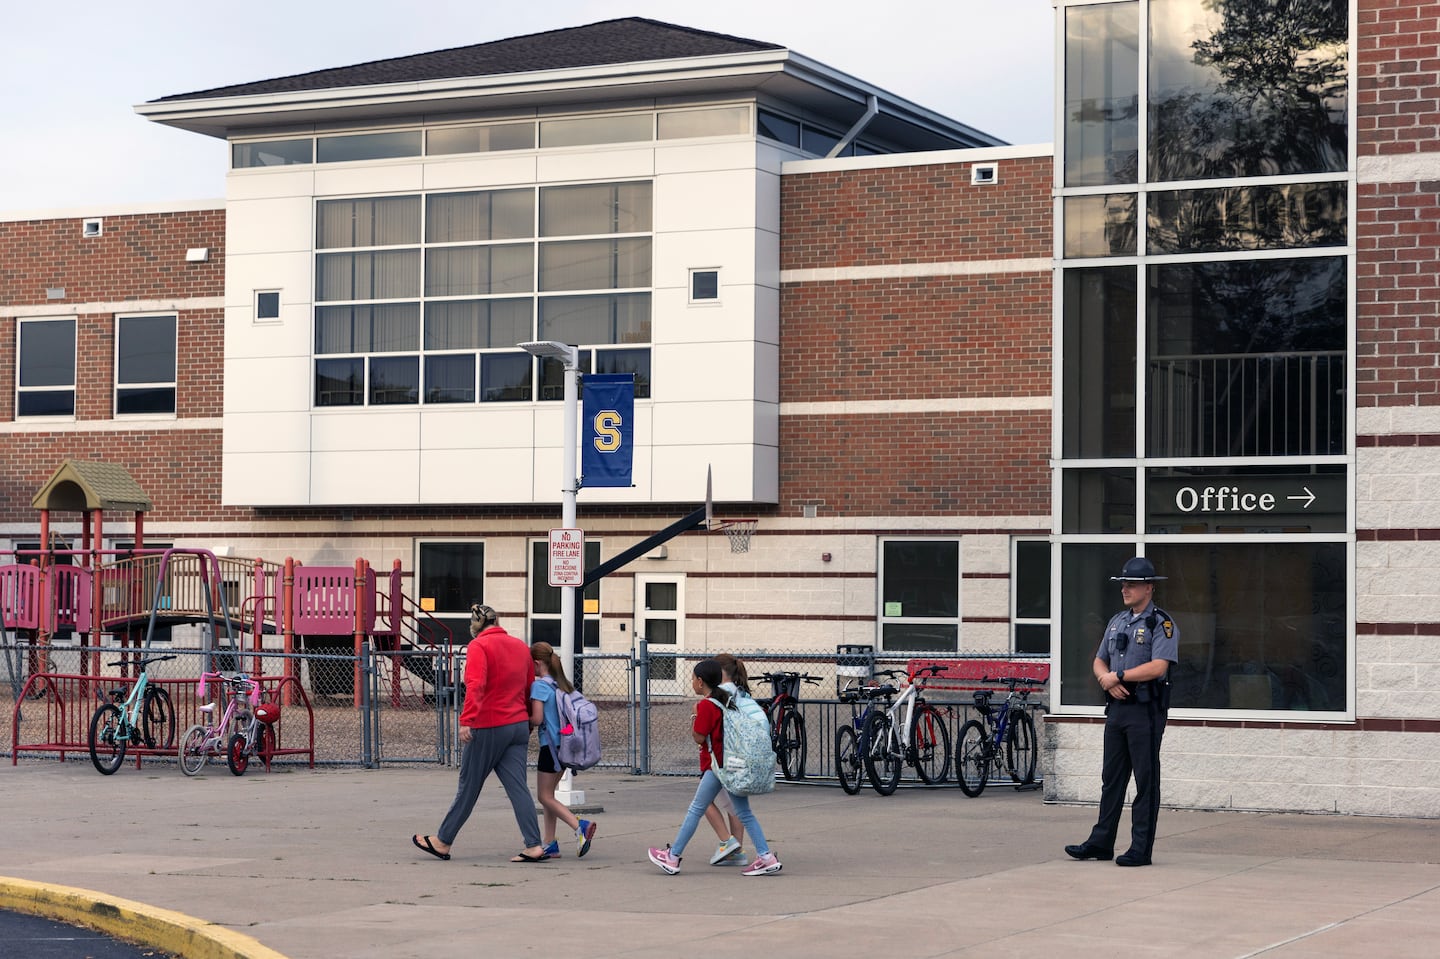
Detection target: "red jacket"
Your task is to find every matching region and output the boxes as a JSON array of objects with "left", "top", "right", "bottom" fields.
[{"left": 458, "top": 625, "right": 532, "bottom": 729}]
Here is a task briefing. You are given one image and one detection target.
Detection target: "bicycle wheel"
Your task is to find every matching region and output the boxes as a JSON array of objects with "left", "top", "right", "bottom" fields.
[
  {"left": 226, "top": 732, "right": 250, "bottom": 776},
  {"left": 956, "top": 719, "right": 990, "bottom": 797},
  {"left": 835, "top": 725, "right": 864, "bottom": 794},
  {"left": 1005, "top": 710, "right": 1038, "bottom": 785},
  {"left": 257, "top": 724, "right": 277, "bottom": 770},
  {"left": 141, "top": 685, "right": 176, "bottom": 750},
  {"left": 178, "top": 724, "right": 209, "bottom": 776},
  {"left": 776, "top": 708, "right": 807, "bottom": 780},
  {"left": 911, "top": 704, "right": 953, "bottom": 784},
  {"left": 862, "top": 710, "right": 902, "bottom": 796},
  {"left": 88, "top": 703, "right": 127, "bottom": 775}
]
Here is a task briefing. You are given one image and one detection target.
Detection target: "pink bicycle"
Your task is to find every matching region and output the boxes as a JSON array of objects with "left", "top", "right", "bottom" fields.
[{"left": 178, "top": 671, "right": 278, "bottom": 776}]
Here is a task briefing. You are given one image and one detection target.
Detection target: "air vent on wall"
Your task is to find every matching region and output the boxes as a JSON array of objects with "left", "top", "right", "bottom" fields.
[
  {"left": 82, "top": 218, "right": 103, "bottom": 237},
  {"left": 971, "top": 163, "right": 998, "bottom": 185}
]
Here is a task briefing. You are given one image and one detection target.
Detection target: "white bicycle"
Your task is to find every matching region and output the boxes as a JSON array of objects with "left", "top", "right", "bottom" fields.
[{"left": 862, "top": 665, "right": 953, "bottom": 795}]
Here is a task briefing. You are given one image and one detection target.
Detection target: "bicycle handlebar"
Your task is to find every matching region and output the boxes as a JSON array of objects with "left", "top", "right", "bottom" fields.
[
  {"left": 106, "top": 654, "right": 176, "bottom": 670},
  {"left": 982, "top": 676, "right": 1047, "bottom": 687},
  {"left": 758, "top": 671, "right": 822, "bottom": 683}
]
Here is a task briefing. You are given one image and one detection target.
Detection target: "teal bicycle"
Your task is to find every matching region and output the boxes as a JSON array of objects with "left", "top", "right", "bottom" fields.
[{"left": 88, "top": 654, "right": 178, "bottom": 774}]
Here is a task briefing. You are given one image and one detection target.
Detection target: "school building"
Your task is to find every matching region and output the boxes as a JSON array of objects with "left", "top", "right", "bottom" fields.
[{"left": 2, "top": 5, "right": 1437, "bottom": 816}]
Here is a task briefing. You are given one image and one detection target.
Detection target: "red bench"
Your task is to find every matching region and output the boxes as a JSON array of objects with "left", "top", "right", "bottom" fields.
[{"left": 906, "top": 658, "right": 1050, "bottom": 694}]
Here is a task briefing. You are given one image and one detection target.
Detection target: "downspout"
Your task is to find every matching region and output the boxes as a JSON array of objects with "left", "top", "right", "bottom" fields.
[{"left": 828, "top": 94, "right": 880, "bottom": 158}]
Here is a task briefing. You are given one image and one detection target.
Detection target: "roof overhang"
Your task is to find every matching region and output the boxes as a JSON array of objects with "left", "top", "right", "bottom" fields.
[{"left": 135, "top": 50, "right": 1000, "bottom": 150}]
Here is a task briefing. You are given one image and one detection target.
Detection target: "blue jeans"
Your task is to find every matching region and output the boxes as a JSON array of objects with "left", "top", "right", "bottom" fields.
[{"left": 671, "top": 769, "right": 770, "bottom": 858}]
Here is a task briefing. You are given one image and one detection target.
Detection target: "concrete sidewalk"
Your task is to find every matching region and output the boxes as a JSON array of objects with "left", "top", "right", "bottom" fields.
[{"left": 2, "top": 760, "right": 1439, "bottom": 958}]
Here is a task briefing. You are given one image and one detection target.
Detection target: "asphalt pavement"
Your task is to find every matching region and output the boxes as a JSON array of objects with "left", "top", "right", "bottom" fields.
[{"left": 3, "top": 760, "right": 1440, "bottom": 958}]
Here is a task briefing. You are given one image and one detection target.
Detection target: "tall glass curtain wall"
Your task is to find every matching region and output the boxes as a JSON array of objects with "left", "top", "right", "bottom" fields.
[
  {"left": 314, "top": 182, "right": 653, "bottom": 407},
  {"left": 1058, "top": 0, "right": 1350, "bottom": 714}
]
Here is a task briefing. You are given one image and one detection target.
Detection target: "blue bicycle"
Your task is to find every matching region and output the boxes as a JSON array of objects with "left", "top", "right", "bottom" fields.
[
  {"left": 834, "top": 674, "right": 900, "bottom": 794},
  {"left": 955, "top": 676, "right": 1044, "bottom": 796}
]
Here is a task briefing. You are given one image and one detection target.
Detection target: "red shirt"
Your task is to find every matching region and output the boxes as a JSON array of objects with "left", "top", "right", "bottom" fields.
[
  {"left": 695, "top": 697, "right": 724, "bottom": 770},
  {"left": 458, "top": 625, "right": 533, "bottom": 729}
]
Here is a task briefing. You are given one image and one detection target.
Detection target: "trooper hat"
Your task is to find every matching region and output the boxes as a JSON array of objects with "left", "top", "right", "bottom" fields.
[{"left": 1110, "top": 556, "right": 1166, "bottom": 582}]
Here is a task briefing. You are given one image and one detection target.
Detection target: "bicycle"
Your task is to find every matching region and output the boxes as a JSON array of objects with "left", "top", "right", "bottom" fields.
[
  {"left": 88, "top": 654, "right": 178, "bottom": 775},
  {"left": 955, "top": 676, "right": 1045, "bottom": 797},
  {"left": 756, "top": 671, "right": 820, "bottom": 779},
  {"left": 177, "top": 671, "right": 261, "bottom": 776},
  {"left": 861, "top": 665, "right": 953, "bottom": 795},
  {"left": 225, "top": 682, "right": 280, "bottom": 776},
  {"left": 834, "top": 676, "right": 899, "bottom": 794}
]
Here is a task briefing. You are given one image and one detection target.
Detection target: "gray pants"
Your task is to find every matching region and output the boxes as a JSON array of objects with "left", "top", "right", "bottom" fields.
[{"left": 438, "top": 721, "right": 541, "bottom": 850}]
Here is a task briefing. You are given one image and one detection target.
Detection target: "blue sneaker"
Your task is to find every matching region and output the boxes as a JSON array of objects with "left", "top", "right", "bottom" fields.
[
  {"left": 540, "top": 840, "right": 561, "bottom": 859},
  {"left": 576, "top": 819, "right": 597, "bottom": 858}
]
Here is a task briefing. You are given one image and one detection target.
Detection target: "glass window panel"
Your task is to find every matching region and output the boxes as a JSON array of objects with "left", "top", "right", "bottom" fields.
[
  {"left": 594, "top": 349, "right": 651, "bottom": 399},
  {"left": 1148, "top": 182, "right": 1347, "bottom": 254},
  {"left": 881, "top": 623, "right": 958, "bottom": 653},
  {"left": 418, "top": 541, "right": 485, "bottom": 615},
  {"left": 17, "top": 392, "right": 74, "bottom": 417},
  {"left": 757, "top": 110, "right": 800, "bottom": 146},
  {"left": 539, "top": 352, "right": 592, "bottom": 402},
  {"left": 426, "top": 122, "right": 535, "bottom": 155},
  {"left": 315, "top": 357, "right": 364, "bottom": 406},
  {"left": 1062, "top": 267, "right": 1137, "bottom": 458},
  {"left": 232, "top": 138, "right": 313, "bottom": 168},
  {"left": 1058, "top": 543, "right": 1138, "bottom": 707},
  {"left": 1148, "top": 542, "right": 1347, "bottom": 711},
  {"left": 316, "top": 250, "right": 421, "bottom": 301},
  {"left": 539, "top": 294, "right": 651, "bottom": 345},
  {"left": 1062, "top": 468, "right": 1137, "bottom": 534},
  {"left": 116, "top": 387, "right": 176, "bottom": 416},
  {"left": 424, "top": 354, "right": 475, "bottom": 403},
  {"left": 18, "top": 319, "right": 75, "bottom": 387},
  {"left": 368, "top": 356, "right": 418, "bottom": 405},
  {"left": 117, "top": 315, "right": 176, "bottom": 385},
  {"left": 691, "top": 270, "right": 719, "bottom": 300},
  {"left": 424, "top": 299, "right": 533, "bottom": 350},
  {"left": 539, "top": 238, "right": 651, "bottom": 291},
  {"left": 1063, "top": 194, "right": 1137, "bottom": 257},
  {"left": 256, "top": 291, "right": 281, "bottom": 319},
  {"left": 1149, "top": 0, "right": 1348, "bottom": 181},
  {"left": 539, "top": 113, "right": 653, "bottom": 148},
  {"left": 1064, "top": 2, "right": 1140, "bottom": 186},
  {"left": 316, "top": 130, "right": 422, "bottom": 163},
  {"left": 801, "top": 126, "right": 841, "bottom": 156},
  {"left": 882, "top": 541, "right": 958, "bottom": 618},
  {"left": 481, "top": 352, "right": 532, "bottom": 402},
  {"left": 657, "top": 106, "right": 750, "bottom": 139},
  {"left": 424, "top": 244, "right": 534, "bottom": 297},
  {"left": 316, "top": 196, "right": 420, "bottom": 248},
  {"left": 1146, "top": 465, "right": 1347, "bottom": 534},
  {"left": 315, "top": 304, "right": 420, "bottom": 354},
  {"left": 426, "top": 190, "right": 534, "bottom": 242},
  {"left": 540, "top": 182, "right": 652, "bottom": 236},
  {"left": 531, "top": 541, "right": 602, "bottom": 614},
  {"left": 1015, "top": 540, "right": 1052, "bottom": 619},
  {"left": 1147, "top": 257, "right": 1345, "bottom": 457},
  {"left": 1014, "top": 624, "right": 1051, "bottom": 655}
]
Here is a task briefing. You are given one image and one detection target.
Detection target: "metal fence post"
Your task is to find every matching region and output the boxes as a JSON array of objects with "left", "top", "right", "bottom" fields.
[
  {"left": 636, "top": 638, "right": 649, "bottom": 775},
  {"left": 360, "top": 641, "right": 374, "bottom": 768}
]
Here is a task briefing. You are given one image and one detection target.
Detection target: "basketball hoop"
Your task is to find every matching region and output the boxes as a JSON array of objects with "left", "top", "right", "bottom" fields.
[{"left": 719, "top": 519, "right": 758, "bottom": 554}]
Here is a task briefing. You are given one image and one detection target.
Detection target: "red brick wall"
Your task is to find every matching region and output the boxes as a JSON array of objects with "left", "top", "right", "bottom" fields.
[
  {"left": 0, "top": 209, "right": 224, "bottom": 306},
  {"left": 781, "top": 155, "right": 1052, "bottom": 269},
  {"left": 1355, "top": 3, "right": 1440, "bottom": 408}
]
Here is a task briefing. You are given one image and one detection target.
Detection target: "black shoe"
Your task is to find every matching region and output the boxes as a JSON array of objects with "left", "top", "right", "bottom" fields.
[
  {"left": 1064, "top": 843, "right": 1113, "bottom": 861},
  {"left": 1115, "top": 851, "right": 1151, "bottom": 867}
]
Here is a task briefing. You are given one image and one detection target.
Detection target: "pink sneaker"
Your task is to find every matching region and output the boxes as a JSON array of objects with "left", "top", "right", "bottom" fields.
[
  {"left": 741, "top": 851, "right": 782, "bottom": 876},
  {"left": 647, "top": 846, "right": 681, "bottom": 875}
]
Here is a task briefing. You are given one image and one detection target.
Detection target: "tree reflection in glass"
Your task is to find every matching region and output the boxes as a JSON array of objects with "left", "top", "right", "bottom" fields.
[{"left": 1149, "top": 0, "right": 1348, "bottom": 182}]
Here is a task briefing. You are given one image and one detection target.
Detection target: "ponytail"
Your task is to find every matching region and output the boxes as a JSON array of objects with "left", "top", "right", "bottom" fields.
[{"left": 530, "top": 641, "right": 574, "bottom": 693}]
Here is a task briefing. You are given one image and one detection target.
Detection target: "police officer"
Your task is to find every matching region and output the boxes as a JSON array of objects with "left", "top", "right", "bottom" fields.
[{"left": 1065, "top": 557, "right": 1178, "bottom": 867}]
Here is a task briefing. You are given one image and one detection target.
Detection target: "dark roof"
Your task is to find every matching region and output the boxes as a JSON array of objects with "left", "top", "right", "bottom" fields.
[{"left": 152, "top": 18, "right": 783, "bottom": 103}]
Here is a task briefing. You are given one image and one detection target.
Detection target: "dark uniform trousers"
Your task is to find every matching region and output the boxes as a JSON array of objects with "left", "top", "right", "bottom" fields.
[{"left": 1086, "top": 693, "right": 1167, "bottom": 857}]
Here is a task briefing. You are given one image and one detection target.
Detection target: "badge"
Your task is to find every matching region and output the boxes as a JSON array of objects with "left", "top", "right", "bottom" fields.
[
  {"left": 1163, "top": 620, "right": 1174, "bottom": 639},
  {"left": 1136, "top": 627, "right": 1146, "bottom": 645}
]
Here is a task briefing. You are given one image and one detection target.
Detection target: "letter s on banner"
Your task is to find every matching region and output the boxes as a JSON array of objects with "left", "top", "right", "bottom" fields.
[{"left": 582, "top": 373, "right": 634, "bottom": 487}]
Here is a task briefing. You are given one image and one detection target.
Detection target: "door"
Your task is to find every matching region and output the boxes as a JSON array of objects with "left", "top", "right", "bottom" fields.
[{"left": 635, "top": 573, "right": 685, "bottom": 695}]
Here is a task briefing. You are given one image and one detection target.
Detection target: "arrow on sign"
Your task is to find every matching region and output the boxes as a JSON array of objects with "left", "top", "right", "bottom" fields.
[{"left": 1286, "top": 486, "right": 1316, "bottom": 509}]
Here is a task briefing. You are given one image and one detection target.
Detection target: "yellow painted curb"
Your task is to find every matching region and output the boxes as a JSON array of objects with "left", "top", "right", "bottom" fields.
[{"left": 0, "top": 876, "right": 289, "bottom": 959}]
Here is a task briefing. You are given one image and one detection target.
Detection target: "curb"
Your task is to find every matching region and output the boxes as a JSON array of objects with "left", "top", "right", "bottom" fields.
[{"left": 0, "top": 876, "right": 289, "bottom": 959}]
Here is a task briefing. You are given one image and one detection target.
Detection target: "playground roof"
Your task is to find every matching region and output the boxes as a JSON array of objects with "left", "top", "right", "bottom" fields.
[{"left": 32, "top": 460, "right": 153, "bottom": 513}]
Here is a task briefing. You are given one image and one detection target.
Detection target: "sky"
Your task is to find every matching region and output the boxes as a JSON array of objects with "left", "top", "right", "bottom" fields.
[{"left": 0, "top": 1, "right": 1055, "bottom": 214}]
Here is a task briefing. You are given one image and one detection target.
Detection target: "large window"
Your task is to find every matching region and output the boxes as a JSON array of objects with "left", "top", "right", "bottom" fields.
[
  {"left": 115, "top": 314, "right": 177, "bottom": 415},
  {"left": 17, "top": 318, "right": 75, "bottom": 417},
  {"left": 878, "top": 540, "right": 961, "bottom": 652},
  {"left": 530, "top": 540, "right": 601, "bottom": 649},
  {"left": 314, "top": 183, "right": 652, "bottom": 407},
  {"left": 415, "top": 541, "right": 485, "bottom": 646}
]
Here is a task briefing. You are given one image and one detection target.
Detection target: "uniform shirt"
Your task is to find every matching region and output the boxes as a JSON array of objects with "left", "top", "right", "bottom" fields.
[
  {"left": 458, "top": 625, "right": 533, "bottom": 729},
  {"left": 1095, "top": 601, "right": 1180, "bottom": 676}
]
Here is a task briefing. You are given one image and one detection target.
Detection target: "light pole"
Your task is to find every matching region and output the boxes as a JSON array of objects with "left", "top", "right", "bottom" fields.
[{"left": 518, "top": 340, "right": 580, "bottom": 682}]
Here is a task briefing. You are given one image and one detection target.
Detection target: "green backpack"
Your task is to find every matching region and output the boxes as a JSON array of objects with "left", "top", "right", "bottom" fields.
[{"left": 707, "top": 695, "right": 776, "bottom": 796}]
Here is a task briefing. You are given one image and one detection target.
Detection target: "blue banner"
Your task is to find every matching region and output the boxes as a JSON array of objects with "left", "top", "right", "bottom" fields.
[{"left": 581, "top": 374, "right": 634, "bottom": 488}]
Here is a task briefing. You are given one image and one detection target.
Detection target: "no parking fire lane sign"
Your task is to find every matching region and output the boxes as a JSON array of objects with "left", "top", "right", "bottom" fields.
[{"left": 548, "top": 528, "right": 584, "bottom": 587}]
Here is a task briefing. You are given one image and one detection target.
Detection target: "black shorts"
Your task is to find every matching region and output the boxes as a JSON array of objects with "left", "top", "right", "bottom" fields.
[{"left": 538, "top": 744, "right": 561, "bottom": 774}]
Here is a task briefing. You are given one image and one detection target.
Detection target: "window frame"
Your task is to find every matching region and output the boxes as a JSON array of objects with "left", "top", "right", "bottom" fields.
[
  {"left": 114, "top": 312, "right": 178, "bottom": 418},
  {"left": 875, "top": 537, "right": 963, "bottom": 653},
  {"left": 16, "top": 316, "right": 77, "bottom": 419}
]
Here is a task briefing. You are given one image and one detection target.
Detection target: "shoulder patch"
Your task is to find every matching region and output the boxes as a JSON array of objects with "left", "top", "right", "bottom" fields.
[{"left": 1162, "top": 620, "right": 1174, "bottom": 639}]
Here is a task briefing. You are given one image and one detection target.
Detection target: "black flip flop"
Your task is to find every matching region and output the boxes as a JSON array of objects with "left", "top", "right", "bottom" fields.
[
  {"left": 510, "top": 851, "right": 549, "bottom": 863},
  {"left": 413, "top": 835, "right": 450, "bottom": 860}
]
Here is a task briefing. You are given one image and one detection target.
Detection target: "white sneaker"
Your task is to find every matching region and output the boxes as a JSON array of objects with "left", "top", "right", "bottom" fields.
[
  {"left": 741, "top": 852, "right": 782, "bottom": 876},
  {"left": 709, "top": 836, "right": 741, "bottom": 865},
  {"left": 648, "top": 846, "right": 681, "bottom": 875}
]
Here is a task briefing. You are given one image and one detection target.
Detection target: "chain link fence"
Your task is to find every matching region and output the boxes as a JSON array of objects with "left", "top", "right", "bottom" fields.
[{"left": 4, "top": 639, "right": 1046, "bottom": 786}]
